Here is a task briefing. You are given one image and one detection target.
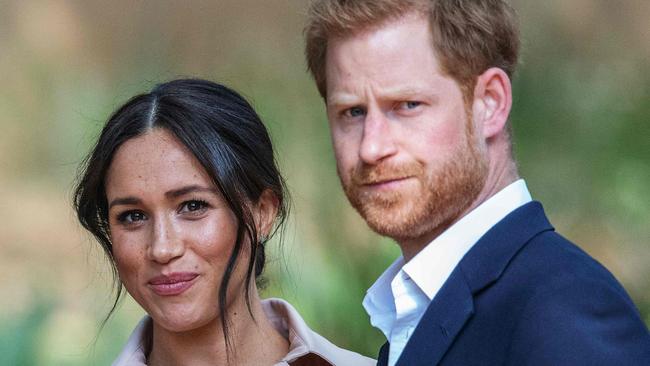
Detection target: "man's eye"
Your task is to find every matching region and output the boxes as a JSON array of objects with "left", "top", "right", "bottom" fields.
[
  {"left": 118, "top": 211, "right": 147, "bottom": 224},
  {"left": 344, "top": 106, "right": 366, "bottom": 118},
  {"left": 180, "top": 200, "right": 209, "bottom": 214},
  {"left": 399, "top": 101, "right": 422, "bottom": 110}
]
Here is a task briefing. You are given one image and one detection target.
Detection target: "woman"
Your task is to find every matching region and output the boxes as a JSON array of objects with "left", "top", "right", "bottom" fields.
[{"left": 74, "top": 79, "right": 374, "bottom": 366}]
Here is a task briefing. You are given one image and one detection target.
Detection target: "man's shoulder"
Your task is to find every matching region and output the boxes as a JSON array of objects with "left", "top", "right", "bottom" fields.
[
  {"left": 510, "top": 229, "right": 626, "bottom": 292},
  {"left": 468, "top": 222, "right": 636, "bottom": 312},
  {"left": 499, "top": 231, "right": 650, "bottom": 365},
  {"left": 461, "top": 200, "right": 632, "bottom": 304},
  {"left": 464, "top": 227, "right": 650, "bottom": 365}
]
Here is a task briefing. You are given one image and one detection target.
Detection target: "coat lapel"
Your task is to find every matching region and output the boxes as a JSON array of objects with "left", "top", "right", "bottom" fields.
[
  {"left": 458, "top": 201, "right": 553, "bottom": 294},
  {"left": 395, "top": 267, "right": 474, "bottom": 366},
  {"left": 393, "top": 202, "right": 554, "bottom": 366},
  {"left": 377, "top": 342, "right": 389, "bottom": 366}
]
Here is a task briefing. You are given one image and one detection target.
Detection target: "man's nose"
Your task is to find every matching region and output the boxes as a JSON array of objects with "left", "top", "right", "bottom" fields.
[
  {"left": 148, "top": 216, "right": 185, "bottom": 264},
  {"left": 359, "top": 108, "right": 398, "bottom": 164}
]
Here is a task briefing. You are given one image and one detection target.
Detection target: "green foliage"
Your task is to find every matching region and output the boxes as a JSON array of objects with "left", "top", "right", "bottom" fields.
[{"left": 0, "top": 302, "right": 50, "bottom": 366}]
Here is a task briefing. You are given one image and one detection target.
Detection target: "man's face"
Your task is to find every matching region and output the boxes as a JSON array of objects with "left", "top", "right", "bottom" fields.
[{"left": 325, "top": 14, "right": 488, "bottom": 251}]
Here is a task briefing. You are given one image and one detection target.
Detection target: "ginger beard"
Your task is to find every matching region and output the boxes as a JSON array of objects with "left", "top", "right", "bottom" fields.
[{"left": 339, "top": 116, "right": 488, "bottom": 242}]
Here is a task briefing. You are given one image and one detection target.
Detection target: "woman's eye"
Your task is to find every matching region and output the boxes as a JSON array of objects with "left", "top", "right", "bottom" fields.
[
  {"left": 117, "top": 211, "right": 147, "bottom": 224},
  {"left": 180, "top": 200, "right": 209, "bottom": 214}
]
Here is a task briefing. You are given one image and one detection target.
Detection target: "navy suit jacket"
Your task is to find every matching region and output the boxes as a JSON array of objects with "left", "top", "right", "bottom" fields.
[{"left": 377, "top": 202, "right": 650, "bottom": 366}]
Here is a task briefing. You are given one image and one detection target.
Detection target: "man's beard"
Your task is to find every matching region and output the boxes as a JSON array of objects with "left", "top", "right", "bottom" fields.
[{"left": 339, "top": 119, "right": 488, "bottom": 243}]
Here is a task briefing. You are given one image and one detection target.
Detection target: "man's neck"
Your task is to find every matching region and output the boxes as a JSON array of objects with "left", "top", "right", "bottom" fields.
[{"left": 399, "top": 156, "right": 519, "bottom": 262}]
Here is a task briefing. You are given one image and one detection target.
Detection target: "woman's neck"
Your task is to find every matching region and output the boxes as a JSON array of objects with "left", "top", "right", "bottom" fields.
[{"left": 148, "top": 289, "right": 289, "bottom": 366}]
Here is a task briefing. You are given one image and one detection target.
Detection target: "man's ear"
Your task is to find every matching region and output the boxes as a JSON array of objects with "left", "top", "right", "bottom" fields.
[
  {"left": 472, "top": 67, "right": 513, "bottom": 139},
  {"left": 255, "top": 189, "right": 279, "bottom": 241}
]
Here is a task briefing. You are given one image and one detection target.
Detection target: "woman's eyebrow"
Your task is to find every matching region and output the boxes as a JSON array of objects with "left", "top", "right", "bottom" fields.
[
  {"left": 108, "top": 186, "right": 218, "bottom": 209},
  {"left": 165, "top": 185, "right": 218, "bottom": 198},
  {"left": 108, "top": 197, "right": 141, "bottom": 209}
]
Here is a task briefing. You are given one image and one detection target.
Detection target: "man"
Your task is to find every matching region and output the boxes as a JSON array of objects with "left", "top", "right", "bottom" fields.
[{"left": 304, "top": 1, "right": 650, "bottom": 365}]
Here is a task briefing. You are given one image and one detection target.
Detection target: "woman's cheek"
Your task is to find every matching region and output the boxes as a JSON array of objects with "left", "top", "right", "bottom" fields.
[{"left": 113, "top": 234, "right": 146, "bottom": 285}]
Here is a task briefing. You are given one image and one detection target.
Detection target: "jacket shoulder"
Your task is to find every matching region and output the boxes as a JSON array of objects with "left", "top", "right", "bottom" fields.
[{"left": 503, "top": 232, "right": 650, "bottom": 365}]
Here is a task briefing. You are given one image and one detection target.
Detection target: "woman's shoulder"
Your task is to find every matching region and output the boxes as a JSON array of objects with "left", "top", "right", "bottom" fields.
[
  {"left": 262, "top": 298, "right": 376, "bottom": 366},
  {"left": 111, "top": 316, "right": 151, "bottom": 366}
]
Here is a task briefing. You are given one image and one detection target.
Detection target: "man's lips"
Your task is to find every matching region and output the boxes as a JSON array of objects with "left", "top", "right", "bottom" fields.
[
  {"left": 361, "top": 176, "right": 413, "bottom": 188},
  {"left": 148, "top": 272, "right": 199, "bottom": 296}
]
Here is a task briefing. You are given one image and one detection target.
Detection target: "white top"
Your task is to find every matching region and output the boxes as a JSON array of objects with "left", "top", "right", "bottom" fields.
[
  {"left": 363, "top": 179, "right": 532, "bottom": 366},
  {"left": 112, "top": 298, "right": 375, "bottom": 366}
]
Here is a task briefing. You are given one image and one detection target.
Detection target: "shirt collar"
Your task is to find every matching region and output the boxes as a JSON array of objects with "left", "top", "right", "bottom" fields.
[
  {"left": 363, "top": 179, "right": 532, "bottom": 321},
  {"left": 362, "top": 256, "right": 404, "bottom": 335},
  {"left": 404, "top": 179, "right": 532, "bottom": 299}
]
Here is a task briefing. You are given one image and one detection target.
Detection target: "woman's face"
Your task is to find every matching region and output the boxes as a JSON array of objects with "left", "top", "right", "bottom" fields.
[{"left": 105, "top": 128, "right": 250, "bottom": 332}]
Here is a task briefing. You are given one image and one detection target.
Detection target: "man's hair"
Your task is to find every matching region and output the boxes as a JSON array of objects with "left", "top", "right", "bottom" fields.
[{"left": 305, "top": 0, "right": 520, "bottom": 101}]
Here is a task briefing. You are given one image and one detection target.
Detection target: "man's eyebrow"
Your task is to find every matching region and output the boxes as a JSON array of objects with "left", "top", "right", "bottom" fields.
[
  {"left": 108, "top": 197, "right": 141, "bottom": 209},
  {"left": 164, "top": 185, "right": 219, "bottom": 199},
  {"left": 381, "top": 86, "right": 431, "bottom": 99},
  {"left": 327, "top": 87, "right": 432, "bottom": 108},
  {"left": 396, "top": 88, "right": 426, "bottom": 97},
  {"left": 327, "top": 93, "right": 361, "bottom": 109}
]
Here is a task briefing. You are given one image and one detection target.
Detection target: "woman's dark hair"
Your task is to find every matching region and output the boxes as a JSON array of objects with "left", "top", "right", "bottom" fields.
[{"left": 74, "top": 78, "right": 288, "bottom": 353}]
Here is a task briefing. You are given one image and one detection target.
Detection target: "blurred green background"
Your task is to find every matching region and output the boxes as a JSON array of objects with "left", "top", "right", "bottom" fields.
[{"left": 0, "top": 0, "right": 648, "bottom": 364}]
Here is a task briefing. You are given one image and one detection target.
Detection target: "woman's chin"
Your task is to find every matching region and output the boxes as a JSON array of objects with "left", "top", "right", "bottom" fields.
[{"left": 151, "top": 308, "right": 215, "bottom": 334}]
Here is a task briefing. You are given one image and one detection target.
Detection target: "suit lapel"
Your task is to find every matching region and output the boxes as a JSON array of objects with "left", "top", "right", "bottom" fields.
[
  {"left": 377, "top": 342, "right": 389, "bottom": 366},
  {"left": 458, "top": 201, "right": 554, "bottom": 294},
  {"left": 395, "top": 267, "right": 474, "bottom": 366},
  {"left": 393, "top": 202, "right": 554, "bottom": 366}
]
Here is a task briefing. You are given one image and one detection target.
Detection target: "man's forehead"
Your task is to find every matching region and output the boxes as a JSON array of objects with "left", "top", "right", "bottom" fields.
[{"left": 324, "top": 13, "right": 439, "bottom": 95}]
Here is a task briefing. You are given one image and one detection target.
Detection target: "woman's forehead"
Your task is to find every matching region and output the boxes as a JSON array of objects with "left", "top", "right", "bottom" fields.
[{"left": 105, "top": 129, "right": 213, "bottom": 197}]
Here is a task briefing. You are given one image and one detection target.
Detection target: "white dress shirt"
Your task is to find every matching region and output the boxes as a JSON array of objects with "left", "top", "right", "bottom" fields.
[{"left": 363, "top": 180, "right": 532, "bottom": 366}]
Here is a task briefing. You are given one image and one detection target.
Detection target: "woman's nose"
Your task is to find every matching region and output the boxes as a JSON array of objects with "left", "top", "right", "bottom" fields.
[{"left": 148, "top": 216, "right": 185, "bottom": 264}]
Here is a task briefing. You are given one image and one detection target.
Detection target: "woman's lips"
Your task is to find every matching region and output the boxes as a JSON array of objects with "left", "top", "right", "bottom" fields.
[{"left": 148, "top": 272, "right": 199, "bottom": 296}]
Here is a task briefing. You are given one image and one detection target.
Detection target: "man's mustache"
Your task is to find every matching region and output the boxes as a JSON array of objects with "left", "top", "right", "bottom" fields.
[{"left": 351, "top": 162, "right": 423, "bottom": 186}]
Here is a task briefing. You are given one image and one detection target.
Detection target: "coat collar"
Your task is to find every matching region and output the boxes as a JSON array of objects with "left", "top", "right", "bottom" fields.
[
  {"left": 393, "top": 267, "right": 474, "bottom": 366},
  {"left": 378, "top": 201, "right": 554, "bottom": 366},
  {"left": 459, "top": 201, "right": 553, "bottom": 294},
  {"left": 262, "top": 298, "right": 375, "bottom": 366},
  {"left": 112, "top": 298, "right": 374, "bottom": 366}
]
